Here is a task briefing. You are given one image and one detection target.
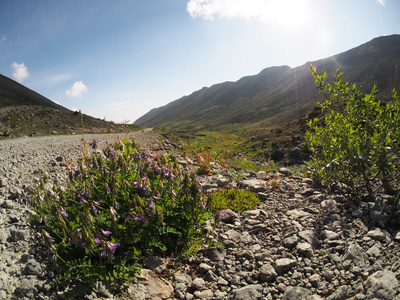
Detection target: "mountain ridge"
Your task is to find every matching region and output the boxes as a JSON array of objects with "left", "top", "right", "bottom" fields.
[
  {"left": 0, "top": 74, "right": 66, "bottom": 110},
  {"left": 0, "top": 73, "right": 139, "bottom": 138},
  {"left": 135, "top": 34, "right": 400, "bottom": 132}
]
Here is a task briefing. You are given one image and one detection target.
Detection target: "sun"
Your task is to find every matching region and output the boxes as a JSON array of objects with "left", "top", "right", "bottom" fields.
[{"left": 265, "top": 0, "right": 313, "bottom": 30}]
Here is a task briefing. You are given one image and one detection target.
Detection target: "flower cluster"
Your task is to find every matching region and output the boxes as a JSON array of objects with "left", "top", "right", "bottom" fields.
[
  {"left": 88, "top": 139, "right": 100, "bottom": 149},
  {"left": 28, "top": 137, "right": 212, "bottom": 288}
]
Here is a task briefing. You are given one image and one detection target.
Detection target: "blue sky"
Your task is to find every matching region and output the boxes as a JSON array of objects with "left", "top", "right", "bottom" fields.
[{"left": 0, "top": 0, "right": 398, "bottom": 123}]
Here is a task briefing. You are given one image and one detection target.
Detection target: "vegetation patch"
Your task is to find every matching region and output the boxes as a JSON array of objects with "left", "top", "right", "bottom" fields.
[
  {"left": 208, "top": 189, "right": 260, "bottom": 213},
  {"left": 27, "top": 138, "right": 212, "bottom": 293},
  {"left": 306, "top": 65, "right": 400, "bottom": 194}
]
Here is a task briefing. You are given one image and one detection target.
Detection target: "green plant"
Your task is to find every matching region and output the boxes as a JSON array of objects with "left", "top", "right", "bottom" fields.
[
  {"left": 306, "top": 65, "right": 400, "bottom": 194},
  {"left": 27, "top": 137, "right": 212, "bottom": 292},
  {"left": 208, "top": 189, "right": 259, "bottom": 214}
]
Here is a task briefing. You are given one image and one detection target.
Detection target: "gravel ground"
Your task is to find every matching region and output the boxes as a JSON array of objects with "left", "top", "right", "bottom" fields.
[
  {"left": 0, "top": 130, "right": 164, "bottom": 190},
  {"left": 1, "top": 131, "right": 400, "bottom": 300}
]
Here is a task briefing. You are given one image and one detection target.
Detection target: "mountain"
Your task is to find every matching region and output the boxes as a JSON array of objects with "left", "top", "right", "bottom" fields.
[
  {"left": 0, "top": 74, "right": 66, "bottom": 109},
  {"left": 0, "top": 74, "right": 137, "bottom": 138},
  {"left": 135, "top": 35, "right": 400, "bottom": 132}
]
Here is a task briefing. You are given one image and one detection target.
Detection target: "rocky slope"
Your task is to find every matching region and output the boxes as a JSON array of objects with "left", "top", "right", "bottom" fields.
[{"left": 1, "top": 131, "right": 400, "bottom": 299}]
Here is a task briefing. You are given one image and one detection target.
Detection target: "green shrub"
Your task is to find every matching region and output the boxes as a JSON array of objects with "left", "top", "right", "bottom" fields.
[
  {"left": 27, "top": 138, "right": 212, "bottom": 291},
  {"left": 306, "top": 65, "right": 400, "bottom": 194},
  {"left": 208, "top": 189, "right": 259, "bottom": 213}
]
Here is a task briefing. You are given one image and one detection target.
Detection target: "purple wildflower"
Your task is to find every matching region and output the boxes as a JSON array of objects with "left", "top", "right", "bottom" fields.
[
  {"left": 61, "top": 208, "right": 68, "bottom": 218},
  {"left": 101, "top": 229, "right": 112, "bottom": 236},
  {"left": 114, "top": 200, "right": 119, "bottom": 209},
  {"left": 91, "top": 205, "right": 98, "bottom": 214},
  {"left": 95, "top": 236, "right": 102, "bottom": 244},
  {"left": 200, "top": 204, "right": 206, "bottom": 209},
  {"left": 107, "top": 242, "right": 120, "bottom": 252},
  {"left": 104, "top": 184, "right": 111, "bottom": 194},
  {"left": 105, "top": 147, "right": 114, "bottom": 156},
  {"left": 71, "top": 236, "right": 82, "bottom": 246},
  {"left": 21, "top": 195, "right": 30, "bottom": 205},
  {"left": 147, "top": 199, "right": 155, "bottom": 209},
  {"left": 100, "top": 248, "right": 107, "bottom": 258},
  {"left": 79, "top": 195, "right": 88, "bottom": 204},
  {"left": 133, "top": 181, "right": 148, "bottom": 195},
  {"left": 42, "top": 229, "right": 56, "bottom": 243},
  {"left": 88, "top": 139, "right": 100, "bottom": 149},
  {"left": 133, "top": 214, "right": 148, "bottom": 225}
]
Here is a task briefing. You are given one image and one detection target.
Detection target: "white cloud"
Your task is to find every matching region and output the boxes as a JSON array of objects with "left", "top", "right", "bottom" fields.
[
  {"left": 186, "top": 0, "right": 310, "bottom": 23},
  {"left": 1, "top": 34, "right": 6, "bottom": 42},
  {"left": 376, "top": 0, "right": 386, "bottom": 6},
  {"left": 11, "top": 62, "right": 30, "bottom": 83},
  {"left": 187, "top": 0, "right": 267, "bottom": 20},
  {"left": 66, "top": 81, "right": 88, "bottom": 98}
]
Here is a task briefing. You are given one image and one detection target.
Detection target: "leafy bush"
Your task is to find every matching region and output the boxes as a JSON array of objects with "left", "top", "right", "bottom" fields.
[
  {"left": 208, "top": 189, "right": 259, "bottom": 213},
  {"left": 28, "top": 138, "right": 212, "bottom": 291},
  {"left": 306, "top": 65, "right": 400, "bottom": 194}
]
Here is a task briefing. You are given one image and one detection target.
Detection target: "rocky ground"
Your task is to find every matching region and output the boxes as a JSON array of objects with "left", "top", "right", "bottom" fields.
[{"left": 1, "top": 131, "right": 400, "bottom": 299}]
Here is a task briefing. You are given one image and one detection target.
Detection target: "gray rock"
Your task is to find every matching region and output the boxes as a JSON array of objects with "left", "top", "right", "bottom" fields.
[
  {"left": 320, "top": 199, "right": 340, "bottom": 212},
  {"left": 9, "top": 229, "right": 30, "bottom": 242},
  {"left": 230, "top": 284, "right": 263, "bottom": 300},
  {"left": 220, "top": 209, "right": 239, "bottom": 224},
  {"left": 299, "top": 230, "right": 320, "bottom": 248},
  {"left": 144, "top": 255, "right": 166, "bottom": 272},
  {"left": 274, "top": 258, "right": 296, "bottom": 274},
  {"left": 0, "top": 177, "right": 7, "bottom": 187},
  {"left": 192, "top": 277, "right": 207, "bottom": 291},
  {"left": 297, "top": 242, "right": 313, "bottom": 258},
  {"left": 259, "top": 263, "right": 277, "bottom": 282},
  {"left": 326, "top": 285, "right": 349, "bottom": 300},
  {"left": 365, "top": 270, "right": 399, "bottom": 300},
  {"left": 8, "top": 186, "right": 22, "bottom": 200},
  {"left": 282, "top": 287, "right": 312, "bottom": 300},
  {"left": 302, "top": 178, "right": 313, "bottom": 185},
  {"left": 367, "top": 228, "right": 386, "bottom": 241},
  {"left": 175, "top": 282, "right": 187, "bottom": 292},
  {"left": 309, "top": 273, "right": 320, "bottom": 288},
  {"left": 198, "top": 263, "right": 213, "bottom": 273},
  {"left": 343, "top": 243, "right": 368, "bottom": 266},
  {"left": 94, "top": 281, "right": 113, "bottom": 298},
  {"left": 278, "top": 168, "right": 292, "bottom": 177},
  {"left": 217, "top": 277, "right": 229, "bottom": 286},
  {"left": 194, "top": 289, "right": 213, "bottom": 299},
  {"left": 25, "top": 259, "right": 42, "bottom": 275},
  {"left": 173, "top": 272, "right": 192, "bottom": 284},
  {"left": 366, "top": 245, "right": 381, "bottom": 258},
  {"left": 204, "top": 270, "right": 218, "bottom": 282},
  {"left": 286, "top": 209, "right": 312, "bottom": 219},
  {"left": 128, "top": 269, "right": 174, "bottom": 300},
  {"left": 223, "top": 229, "right": 241, "bottom": 242},
  {"left": 320, "top": 230, "right": 339, "bottom": 241},
  {"left": 198, "top": 247, "right": 226, "bottom": 262},
  {"left": 282, "top": 235, "right": 299, "bottom": 249}
]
